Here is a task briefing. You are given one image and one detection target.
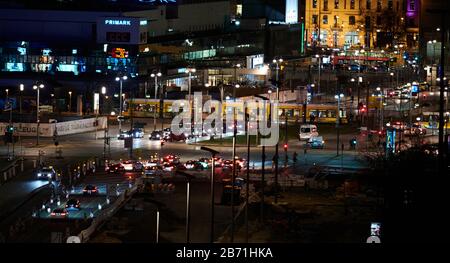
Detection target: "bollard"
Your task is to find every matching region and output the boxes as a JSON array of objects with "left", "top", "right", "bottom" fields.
[
  {"left": 4, "top": 172, "right": 7, "bottom": 181},
  {"left": 21, "top": 159, "right": 24, "bottom": 172},
  {"left": 33, "top": 160, "right": 37, "bottom": 169}
]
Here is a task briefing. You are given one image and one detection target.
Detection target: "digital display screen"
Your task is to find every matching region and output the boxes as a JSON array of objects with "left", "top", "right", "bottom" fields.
[{"left": 106, "top": 32, "right": 131, "bottom": 43}]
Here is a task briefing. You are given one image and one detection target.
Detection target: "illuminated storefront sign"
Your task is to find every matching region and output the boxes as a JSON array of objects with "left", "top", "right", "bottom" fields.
[
  {"left": 105, "top": 20, "right": 131, "bottom": 26},
  {"left": 111, "top": 48, "right": 129, "bottom": 58},
  {"left": 285, "top": 0, "right": 298, "bottom": 24}
]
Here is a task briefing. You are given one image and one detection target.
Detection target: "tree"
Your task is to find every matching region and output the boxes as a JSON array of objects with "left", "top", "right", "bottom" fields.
[{"left": 357, "top": 7, "right": 406, "bottom": 48}]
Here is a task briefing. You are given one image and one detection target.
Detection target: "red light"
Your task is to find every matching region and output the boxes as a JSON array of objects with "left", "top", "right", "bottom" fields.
[{"left": 284, "top": 144, "right": 288, "bottom": 149}]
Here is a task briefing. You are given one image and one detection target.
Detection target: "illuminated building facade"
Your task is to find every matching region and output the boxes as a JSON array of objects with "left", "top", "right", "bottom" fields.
[{"left": 305, "top": 0, "right": 419, "bottom": 49}]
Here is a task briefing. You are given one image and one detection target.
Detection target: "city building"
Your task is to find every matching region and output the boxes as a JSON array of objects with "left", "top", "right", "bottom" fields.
[{"left": 305, "top": 0, "right": 418, "bottom": 50}]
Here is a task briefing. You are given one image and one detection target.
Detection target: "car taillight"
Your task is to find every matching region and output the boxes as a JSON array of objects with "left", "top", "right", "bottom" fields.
[
  {"left": 51, "top": 213, "right": 56, "bottom": 216},
  {"left": 61, "top": 213, "right": 66, "bottom": 216}
]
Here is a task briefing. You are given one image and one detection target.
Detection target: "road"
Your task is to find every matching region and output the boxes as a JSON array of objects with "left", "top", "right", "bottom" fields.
[{"left": 0, "top": 119, "right": 399, "bottom": 242}]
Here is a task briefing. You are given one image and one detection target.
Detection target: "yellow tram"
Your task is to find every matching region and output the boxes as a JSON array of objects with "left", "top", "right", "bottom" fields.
[{"left": 123, "top": 99, "right": 347, "bottom": 124}]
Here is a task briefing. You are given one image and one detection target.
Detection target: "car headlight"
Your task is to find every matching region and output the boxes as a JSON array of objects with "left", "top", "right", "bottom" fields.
[
  {"left": 37, "top": 173, "right": 42, "bottom": 177},
  {"left": 47, "top": 174, "right": 52, "bottom": 178}
]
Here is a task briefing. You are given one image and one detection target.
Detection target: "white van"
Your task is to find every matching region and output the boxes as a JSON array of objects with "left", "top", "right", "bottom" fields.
[{"left": 299, "top": 124, "right": 319, "bottom": 141}]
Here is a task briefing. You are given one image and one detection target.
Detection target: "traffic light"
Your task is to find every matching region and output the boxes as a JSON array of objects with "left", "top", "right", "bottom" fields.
[
  {"left": 358, "top": 103, "right": 367, "bottom": 113},
  {"left": 283, "top": 144, "right": 288, "bottom": 150},
  {"left": 4, "top": 125, "right": 14, "bottom": 143}
]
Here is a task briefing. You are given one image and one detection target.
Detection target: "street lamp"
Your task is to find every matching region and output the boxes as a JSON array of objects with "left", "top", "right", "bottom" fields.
[
  {"left": 271, "top": 58, "right": 283, "bottom": 204},
  {"left": 334, "top": 93, "right": 344, "bottom": 156},
  {"left": 33, "top": 83, "right": 44, "bottom": 146},
  {"left": 115, "top": 75, "right": 128, "bottom": 132},
  {"left": 151, "top": 72, "right": 162, "bottom": 131},
  {"left": 234, "top": 64, "right": 241, "bottom": 88},
  {"left": 68, "top": 91, "right": 72, "bottom": 112},
  {"left": 19, "top": 84, "right": 24, "bottom": 115}
]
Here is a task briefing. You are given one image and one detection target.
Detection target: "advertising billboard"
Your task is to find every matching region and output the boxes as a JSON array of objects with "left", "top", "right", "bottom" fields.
[
  {"left": 97, "top": 17, "right": 147, "bottom": 45},
  {"left": 285, "top": 0, "right": 298, "bottom": 24}
]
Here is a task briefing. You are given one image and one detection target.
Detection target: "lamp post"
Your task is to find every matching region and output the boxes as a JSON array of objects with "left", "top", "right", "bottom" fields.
[
  {"left": 335, "top": 93, "right": 344, "bottom": 156},
  {"left": 115, "top": 75, "right": 128, "bottom": 132},
  {"left": 200, "top": 146, "right": 219, "bottom": 243},
  {"left": 151, "top": 72, "right": 162, "bottom": 131},
  {"left": 272, "top": 58, "right": 282, "bottom": 204},
  {"left": 234, "top": 64, "right": 241, "bottom": 87},
  {"left": 68, "top": 91, "right": 72, "bottom": 113},
  {"left": 314, "top": 54, "right": 321, "bottom": 96},
  {"left": 33, "top": 83, "right": 44, "bottom": 146}
]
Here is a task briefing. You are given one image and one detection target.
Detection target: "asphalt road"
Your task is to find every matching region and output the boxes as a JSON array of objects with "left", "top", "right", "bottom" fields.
[{"left": 0, "top": 119, "right": 415, "bottom": 242}]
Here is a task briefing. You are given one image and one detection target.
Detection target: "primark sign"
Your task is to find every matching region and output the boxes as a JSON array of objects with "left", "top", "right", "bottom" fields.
[{"left": 105, "top": 19, "right": 131, "bottom": 26}]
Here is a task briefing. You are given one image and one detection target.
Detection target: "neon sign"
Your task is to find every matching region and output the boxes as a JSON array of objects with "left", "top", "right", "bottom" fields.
[{"left": 105, "top": 20, "right": 131, "bottom": 26}]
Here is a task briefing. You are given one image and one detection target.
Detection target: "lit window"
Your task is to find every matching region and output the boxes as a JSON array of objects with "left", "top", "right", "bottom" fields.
[
  {"left": 350, "top": 0, "right": 355, "bottom": 9},
  {"left": 323, "top": 15, "right": 328, "bottom": 24},
  {"left": 236, "top": 4, "right": 242, "bottom": 16},
  {"left": 349, "top": 16, "right": 355, "bottom": 25},
  {"left": 313, "top": 0, "right": 317, "bottom": 8},
  {"left": 335, "top": 0, "right": 339, "bottom": 9}
]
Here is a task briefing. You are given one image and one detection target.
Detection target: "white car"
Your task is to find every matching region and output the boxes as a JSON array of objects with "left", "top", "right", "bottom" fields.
[
  {"left": 121, "top": 160, "right": 144, "bottom": 171},
  {"left": 299, "top": 124, "right": 319, "bottom": 141}
]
